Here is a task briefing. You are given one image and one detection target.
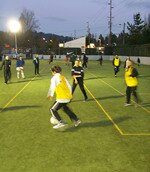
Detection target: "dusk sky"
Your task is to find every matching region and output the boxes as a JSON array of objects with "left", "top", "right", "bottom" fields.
[{"left": 1, "top": 0, "right": 150, "bottom": 38}]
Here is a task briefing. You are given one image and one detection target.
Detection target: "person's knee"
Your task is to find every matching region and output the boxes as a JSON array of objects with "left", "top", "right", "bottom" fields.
[{"left": 50, "top": 108, "right": 55, "bottom": 113}]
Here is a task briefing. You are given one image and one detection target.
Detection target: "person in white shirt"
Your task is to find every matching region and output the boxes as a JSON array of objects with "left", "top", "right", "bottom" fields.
[{"left": 47, "top": 65, "right": 81, "bottom": 129}]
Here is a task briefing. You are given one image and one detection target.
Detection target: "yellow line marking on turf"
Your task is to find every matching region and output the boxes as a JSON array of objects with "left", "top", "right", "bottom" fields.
[
  {"left": 89, "top": 72, "right": 150, "bottom": 114},
  {"left": 84, "top": 85, "right": 124, "bottom": 135},
  {"left": 86, "top": 72, "right": 150, "bottom": 136},
  {"left": 0, "top": 77, "right": 36, "bottom": 113}
]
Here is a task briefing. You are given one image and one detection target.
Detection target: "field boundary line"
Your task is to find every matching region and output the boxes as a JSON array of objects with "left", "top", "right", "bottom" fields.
[
  {"left": 84, "top": 85, "right": 124, "bottom": 135},
  {"left": 86, "top": 72, "right": 150, "bottom": 136},
  {"left": 0, "top": 77, "right": 36, "bottom": 113},
  {"left": 88, "top": 72, "right": 150, "bottom": 114}
]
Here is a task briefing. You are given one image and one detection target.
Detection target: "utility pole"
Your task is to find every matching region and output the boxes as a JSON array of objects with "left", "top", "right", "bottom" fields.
[
  {"left": 108, "top": 0, "right": 113, "bottom": 46},
  {"left": 74, "top": 30, "right": 76, "bottom": 39},
  {"left": 87, "top": 22, "right": 91, "bottom": 47}
]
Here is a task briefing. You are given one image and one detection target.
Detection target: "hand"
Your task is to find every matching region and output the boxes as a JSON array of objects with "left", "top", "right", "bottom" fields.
[
  {"left": 47, "top": 96, "right": 53, "bottom": 100},
  {"left": 75, "top": 79, "right": 78, "bottom": 84}
]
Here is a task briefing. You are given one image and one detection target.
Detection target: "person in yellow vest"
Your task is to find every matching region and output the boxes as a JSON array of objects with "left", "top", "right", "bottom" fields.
[
  {"left": 124, "top": 60, "right": 140, "bottom": 106},
  {"left": 112, "top": 55, "right": 121, "bottom": 77},
  {"left": 47, "top": 65, "right": 81, "bottom": 129}
]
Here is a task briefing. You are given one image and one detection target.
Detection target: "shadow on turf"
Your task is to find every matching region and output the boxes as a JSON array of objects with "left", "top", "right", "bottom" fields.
[
  {"left": 85, "top": 76, "right": 105, "bottom": 80},
  {"left": 96, "top": 95, "right": 124, "bottom": 100},
  {"left": 0, "top": 105, "right": 41, "bottom": 113},
  {"left": 11, "top": 78, "right": 42, "bottom": 84},
  {"left": 71, "top": 95, "right": 124, "bottom": 103},
  {"left": 64, "top": 116, "right": 131, "bottom": 132}
]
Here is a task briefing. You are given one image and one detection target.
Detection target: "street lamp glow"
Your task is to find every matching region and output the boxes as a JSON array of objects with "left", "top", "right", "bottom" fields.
[
  {"left": 8, "top": 19, "right": 21, "bottom": 54},
  {"left": 8, "top": 19, "right": 21, "bottom": 33}
]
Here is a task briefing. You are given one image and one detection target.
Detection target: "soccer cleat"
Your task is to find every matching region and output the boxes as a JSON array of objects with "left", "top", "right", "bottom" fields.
[
  {"left": 53, "top": 122, "right": 67, "bottom": 129},
  {"left": 124, "top": 103, "right": 131, "bottom": 107},
  {"left": 74, "top": 120, "right": 81, "bottom": 127}
]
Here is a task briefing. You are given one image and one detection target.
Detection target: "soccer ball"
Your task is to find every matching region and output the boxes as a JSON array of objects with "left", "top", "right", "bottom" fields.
[{"left": 50, "top": 116, "right": 59, "bottom": 125}]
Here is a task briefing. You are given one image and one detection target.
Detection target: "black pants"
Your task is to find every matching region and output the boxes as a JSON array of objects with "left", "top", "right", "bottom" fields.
[
  {"left": 99, "top": 60, "right": 102, "bottom": 66},
  {"left": 50, "top": 101, "right": 78, "bottom": 122},
  {"left": 4, "top": 69, "right": 11, "bottom": 83},
  {"left": 126, "top": 86, "right": 139, "bottom": 104},
  {"left": 34, "top": 64, "right": 39, "bottom": 75},
  {"left": 82, "top": 62, "right": 87, "bottom": 68},
  {"left": 114, "top": 66, "right": 119, "bottom": 75},
  {"left": 72, "top": 78, "right": 87, "bottom": 99}
]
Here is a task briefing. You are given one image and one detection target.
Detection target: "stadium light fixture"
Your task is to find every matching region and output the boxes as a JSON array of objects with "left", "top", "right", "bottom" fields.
[{"left": 8, "top": 19, "right": 21, "bottom": 54}]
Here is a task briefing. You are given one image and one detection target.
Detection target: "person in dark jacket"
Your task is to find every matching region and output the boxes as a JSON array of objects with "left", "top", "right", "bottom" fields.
[
  {"left": 0, "top": 56, "right": 11, "bottom": 84},
  {"left": 98, "top": 54, "right": 103, "bottom": 66},
  {"left": 70, "top": 53, "right": 77, "bottom": 67},
  {"left": 49, "top": 54, "right": 54, "bottom": 64},
  {"left": 82, "top": 54, "right": 88, "bottom": 68},
  {"left": 71, "top": 59, "right": 88, "bottom": 101},
  {"left": 33, "top": 54, "right": 40, "bottom": 75},
  {"left": 16, "top": 56, "right": 25, "bottom": 79},
  {"left": 137, "top": 58, "right": 141, "bottom": 66}
]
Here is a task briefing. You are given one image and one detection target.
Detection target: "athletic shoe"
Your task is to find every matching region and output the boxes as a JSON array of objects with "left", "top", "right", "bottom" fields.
[
  {"left": 53, "top": 122, "right": 66, "bottom": 129},
  {"left": 84, "top": 97, "right": 88, "bottom": 102},
  {"left": 74, "top": 120, "right": 81, "bottom": 127},
  {"left": 124, "top": 103, "right": 131, "bottom": 107}
]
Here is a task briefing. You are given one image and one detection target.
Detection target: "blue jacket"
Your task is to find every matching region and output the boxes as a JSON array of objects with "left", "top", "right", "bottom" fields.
[{"left": 16, "top": 59, "right": 25, "bottom": 67}]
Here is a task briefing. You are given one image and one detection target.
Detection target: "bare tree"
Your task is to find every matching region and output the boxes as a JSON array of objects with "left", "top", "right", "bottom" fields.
[{"left": 19, "top": 8, "right": 40, "bottom": 33}]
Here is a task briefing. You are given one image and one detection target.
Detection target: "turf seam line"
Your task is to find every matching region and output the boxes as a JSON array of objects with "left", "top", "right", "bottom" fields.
[{"left": 84, "top": 84, "right": 124, "bottom": 135}]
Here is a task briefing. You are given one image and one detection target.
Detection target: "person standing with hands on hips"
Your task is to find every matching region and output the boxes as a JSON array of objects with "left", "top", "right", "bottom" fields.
[
  {"left": 47, "top": 65, "right": 81, "bottom": 129},
  {"left": 71, "top": 59, "right": 88, "bottom": 101}
]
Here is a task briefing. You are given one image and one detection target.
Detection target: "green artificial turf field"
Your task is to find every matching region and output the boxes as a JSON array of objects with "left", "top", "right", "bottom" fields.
[{"left": 0, "top": 59, "right": 150, "bottom": 172}]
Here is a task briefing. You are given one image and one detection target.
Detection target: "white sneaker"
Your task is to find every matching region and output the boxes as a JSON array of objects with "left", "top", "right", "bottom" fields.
[
  {"left": 53, "top": 122, "right": 66, "bottom": 129},
  {"left": 74, "top": 120, "right": 81, "bottom": 127},
  {"left": 124, "top": 103, "right": 131, "bottom": 107}
]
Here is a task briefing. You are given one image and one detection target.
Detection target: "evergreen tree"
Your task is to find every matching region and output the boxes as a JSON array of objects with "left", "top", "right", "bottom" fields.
[
  {"left": 127, "top": 13, "right": 145, "bottom": 44},
  {"left": 142, "top": 14, "right": 150, "bottom": 44}
]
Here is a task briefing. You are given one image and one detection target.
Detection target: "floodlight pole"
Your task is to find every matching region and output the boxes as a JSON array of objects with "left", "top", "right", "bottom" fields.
[
  {"left": 8, "top": 19, "right": 21, "bottom": 55},
  {"left": 14, "top": 32, "right": 18, "bottom": 54}
]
